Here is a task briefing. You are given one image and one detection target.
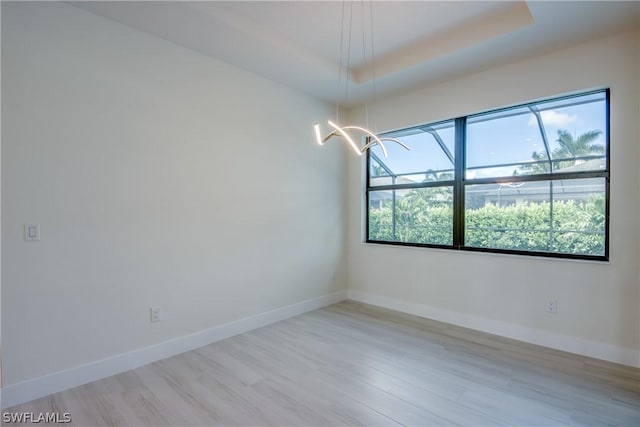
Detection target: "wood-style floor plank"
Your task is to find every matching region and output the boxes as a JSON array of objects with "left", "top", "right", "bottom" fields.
[{"left": 6, "top": 300, "right": 640, "bottom": 426}]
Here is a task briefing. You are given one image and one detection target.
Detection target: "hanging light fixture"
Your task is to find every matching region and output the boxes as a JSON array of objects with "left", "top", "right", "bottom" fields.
[{"left": 313, "top": 0, "right": 410, "bottom": 157}]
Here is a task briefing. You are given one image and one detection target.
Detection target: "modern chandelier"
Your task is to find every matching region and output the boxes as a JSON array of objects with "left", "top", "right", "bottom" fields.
[{"left": 313, "top": 1, "right": 410, "bottom": 157}]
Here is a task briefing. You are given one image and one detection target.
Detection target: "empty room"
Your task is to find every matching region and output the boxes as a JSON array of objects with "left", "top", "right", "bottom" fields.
[{"left": 1, "top": 1, "right": 639, "bottom": 425}]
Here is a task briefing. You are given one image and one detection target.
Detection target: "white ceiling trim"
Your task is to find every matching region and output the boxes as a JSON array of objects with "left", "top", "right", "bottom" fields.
[{"left": 352, "top": 1, "right": 534, "bottom": 83}]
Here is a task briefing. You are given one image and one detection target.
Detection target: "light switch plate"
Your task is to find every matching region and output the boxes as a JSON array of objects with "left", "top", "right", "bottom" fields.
[
  {"left": 24, "top": 224, "right": 41, "bottom": 241},
  {"left": 150, "top": 306, "right": 162, "bottom": 323}
]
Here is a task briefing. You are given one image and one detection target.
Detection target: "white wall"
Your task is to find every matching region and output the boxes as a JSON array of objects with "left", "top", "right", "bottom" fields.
[
  {"left": 0, "top": 0, "right": 3, "bottom": 392},
  {"left": 347, "top": 30, "right": 640, "bottom": 366},
  {"left": 637, "top": 27, "right": 640, "bottom": 368},
  {"left": 1, "top": 0, "right": 346, "bottom": 392}
]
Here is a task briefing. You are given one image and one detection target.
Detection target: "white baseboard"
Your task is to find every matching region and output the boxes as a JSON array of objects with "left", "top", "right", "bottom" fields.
[
  {"left": 348, "top": 290, "right": 640, "bottom": 368},
  {"left": 1, "top": 290, "right": 347, "bottom": 409}
]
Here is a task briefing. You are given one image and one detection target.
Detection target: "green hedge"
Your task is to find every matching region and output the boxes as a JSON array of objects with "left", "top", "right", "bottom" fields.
[{"left": 369, "top": 193, "right": 605, "bottom": 256}]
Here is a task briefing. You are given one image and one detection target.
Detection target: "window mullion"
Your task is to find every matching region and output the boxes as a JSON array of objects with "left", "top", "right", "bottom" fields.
[
  {"left": 453, "top": 117, "right": 466, "bottom": 249},
  {"left": 365, "top": 151, "right": 370, "bottom": 242}
]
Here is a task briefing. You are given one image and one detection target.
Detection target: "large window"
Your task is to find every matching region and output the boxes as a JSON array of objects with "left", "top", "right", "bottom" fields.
[{"left": 366, "top": 90, "right": 609, "bottom": 260}]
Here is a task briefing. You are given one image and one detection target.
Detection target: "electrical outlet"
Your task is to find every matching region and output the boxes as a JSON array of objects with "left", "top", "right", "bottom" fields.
[
  {"left": 24, "top": 224, "right": 41, "bottom": 241},
  {"left": 150, "top": 306, "right": 162, "bottom": 323},
  {"left": 546, "top": 300, "right": 558, "bottom": 313}
]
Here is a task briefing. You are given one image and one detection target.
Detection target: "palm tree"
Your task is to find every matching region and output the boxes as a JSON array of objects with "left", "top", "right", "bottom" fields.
[
  {"left": 423, "top": 169, "right": 454, "bottom": 182},
  {"left": 528, "top": 150, "right": 550, "bottom": 173},
  {"left": 523, "top": 129, "right": 603, "bottom": 173},
  {"left": 371, "top": 164, "right": 388, "bottom": 177},
  {"left": 554, "top": 129, "right": 603, "bottom": 159}
]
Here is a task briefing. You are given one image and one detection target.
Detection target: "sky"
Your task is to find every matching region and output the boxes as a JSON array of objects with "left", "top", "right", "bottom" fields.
[{"left": 370, "top": 92, "right": 607, "bottom": 180}]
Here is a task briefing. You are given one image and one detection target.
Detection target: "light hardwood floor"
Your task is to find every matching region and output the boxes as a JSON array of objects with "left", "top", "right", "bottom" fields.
[{"left": 6, "top": 301, "right": 640, "bottom": 426}]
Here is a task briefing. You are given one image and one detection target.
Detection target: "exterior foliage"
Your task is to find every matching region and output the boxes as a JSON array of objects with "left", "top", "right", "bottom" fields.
[
  {"left": 526, "top": 129, "right": 604, "bottom": 173},
  {"left": 369, "top": 190, "right": 605, "bottom": 256}
]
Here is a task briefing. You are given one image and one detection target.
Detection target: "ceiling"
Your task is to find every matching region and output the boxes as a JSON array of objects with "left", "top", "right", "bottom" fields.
[{"left": 71, "top": 1, "right": 640, "bottom": 107}]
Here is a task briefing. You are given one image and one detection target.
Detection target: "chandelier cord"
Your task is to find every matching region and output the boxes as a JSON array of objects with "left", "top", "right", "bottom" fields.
[
  {"left": 335, "top": 0, "right": 346, "bottom": 123},
  {"left": 344, "top": 0, "right": 353, "bottom": 114},
  {"left": 369, "top": 0, "right": 377, "bottom": 134},
  {"left": 360, "top": 0, "right": 370, "bottom": 130}
]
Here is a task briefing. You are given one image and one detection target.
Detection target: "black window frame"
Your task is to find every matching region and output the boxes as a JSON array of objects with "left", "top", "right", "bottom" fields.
[{"left": 365, "top": 89, "right": 610, "bottom": 261}]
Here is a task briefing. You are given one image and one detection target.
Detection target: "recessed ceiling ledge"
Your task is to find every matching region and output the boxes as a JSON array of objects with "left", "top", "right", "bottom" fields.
[{"left": 352, "top": 1, "right": 534, "bottom": 83}]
